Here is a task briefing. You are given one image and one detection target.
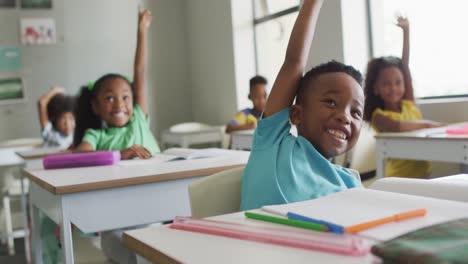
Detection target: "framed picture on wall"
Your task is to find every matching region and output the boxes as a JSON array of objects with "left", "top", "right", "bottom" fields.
[
  {"left": 21, "top": 0, "right": 51, "bottom": 9},
  {"left": 0, "top": 0, "right": 15, "bottom": 8},
  {"left": 20, "top": 18, "right": 56, "bottom": 45},
  {"left": 0, "top": 77, "right": 25, "bottom": 104}
]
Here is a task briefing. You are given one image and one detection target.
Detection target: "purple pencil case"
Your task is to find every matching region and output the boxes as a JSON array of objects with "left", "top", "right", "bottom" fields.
[{"left": 43, "top": 151, "right": 121, "bottom": 170}]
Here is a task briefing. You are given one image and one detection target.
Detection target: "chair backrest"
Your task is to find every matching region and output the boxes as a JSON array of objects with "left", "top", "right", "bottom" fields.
[
  {"left": 348, "top": 123, "right": 376, "bottom": 177},
  {"left": 188, "top": 167, "right": 244, "bottom": 218}
]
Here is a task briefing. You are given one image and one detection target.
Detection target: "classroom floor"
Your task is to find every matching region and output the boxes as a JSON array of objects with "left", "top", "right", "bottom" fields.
[{"left": 0, "top": 231, "right": 114, "bottom": 264}]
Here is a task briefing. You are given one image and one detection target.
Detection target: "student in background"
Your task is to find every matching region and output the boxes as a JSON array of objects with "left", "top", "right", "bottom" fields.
[
  {"left": 363, "top": 16, "right": 443, "bottom": 178},
  {"left": 225, "top": 76, "right": 267, "bottom": 133},
  {"left": 37, "top": 86, "right": 76, "bottom": 148},
  {"left": 74, "top": 7, "right": 159, "bottom": 159},
  {"left": 241, "top": 0, "right": 363, "bottom": 211}
]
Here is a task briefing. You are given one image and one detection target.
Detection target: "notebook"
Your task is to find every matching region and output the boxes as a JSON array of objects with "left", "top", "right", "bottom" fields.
[
  {"left": 118, "top": 148, "right": 237, "bottom": 166},
  {"left": 262, "top": 189, "right": 468, "bottom": 241}
]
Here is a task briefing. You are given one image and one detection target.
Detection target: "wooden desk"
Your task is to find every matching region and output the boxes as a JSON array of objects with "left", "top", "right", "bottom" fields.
[
  {"left": 375, "top": 123, "right": 468, "bottom": 178},
  {"left": 123, "top": 211, "right": 377, "bottom": 264},
  {"left": 25, "top": 150, "right": 249, "bottom": 264},
  {"left": 0, "top": 138, "right": 42, "bottom": 150},
  {"left": 431, "top": 174, "right": 468, "bottom": 183},
  {"left": 16, "top": 147, "right": 67, "bottom": 170},
  {"left": 230, "top": 130, "right": 254, "bottom": 150},
  {"left": 122, "top": 188, "right": 468, "bottom": 264}
]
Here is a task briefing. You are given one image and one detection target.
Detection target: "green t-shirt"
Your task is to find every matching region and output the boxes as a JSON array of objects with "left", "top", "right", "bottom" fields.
[{"left": 82, "top": 105, "right": 160, "bottom": 154}]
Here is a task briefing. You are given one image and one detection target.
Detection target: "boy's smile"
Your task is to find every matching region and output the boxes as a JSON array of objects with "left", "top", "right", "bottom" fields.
[{"left": 291, "top": 72, "right": 364, "bottom": 159}]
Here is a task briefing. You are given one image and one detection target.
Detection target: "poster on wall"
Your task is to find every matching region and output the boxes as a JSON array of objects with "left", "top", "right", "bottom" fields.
[
  {"left": 20, "top": 18, "right": 56, "bottom": 45},
  {"left": 0, "top": 77, "right": 24, "bottom": 103},
  {"left": 0, "top": 0, "right": 15, "bottom": 8},
  {"left": 21, "top": 0, "right": 51, "bottom": 9},
  {"left": 0, "top": 47, "right": 22, "bottom": 71}
]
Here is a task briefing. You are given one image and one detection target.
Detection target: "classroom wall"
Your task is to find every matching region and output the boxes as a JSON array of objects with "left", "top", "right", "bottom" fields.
[
  {"left": 0, "top": 1, "right": 68, "bottom": 141},
  {"left": 146, "top": 0, "right": 193, "bottom": 136},
  {"left": 0, "top": 0, "right": 192, "bottom": 141},
  {"left": 185, "top": 0, "right": 238, "bottom": 126}
]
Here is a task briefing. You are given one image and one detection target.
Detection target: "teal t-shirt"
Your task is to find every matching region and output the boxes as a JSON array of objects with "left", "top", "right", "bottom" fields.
[
  {"left": 82, "top": 105, "right": 160, "bottom": 154},
  {"left": 240, "top": 108, "right": 362, "bottom": 211}
]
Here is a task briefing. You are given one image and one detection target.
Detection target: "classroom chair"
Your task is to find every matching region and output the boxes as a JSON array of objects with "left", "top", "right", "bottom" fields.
[
  {"left": 346, "top": 123, "right": 377, "bottom": 185},
  {"left": 161, "top": 122, "right": 224, "bottom": 149},
  {"left": 189, "top": 167, "right": 245, "bottom": 218}
]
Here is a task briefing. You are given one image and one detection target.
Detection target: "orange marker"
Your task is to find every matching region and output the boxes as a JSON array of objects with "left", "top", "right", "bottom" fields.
[{"left": 345, "top": 208, "right": 427, "bottom": 234}]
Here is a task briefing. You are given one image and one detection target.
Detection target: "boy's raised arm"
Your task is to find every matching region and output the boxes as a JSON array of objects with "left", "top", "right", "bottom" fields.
[
  {"left": 133, "top": 7, "right": 152, "bottom": 115},
  {"left": 37, "top": 86, "right": 64, "bottom": 129},
  {"left": 263, "top": 0, "right": 324, "bottom": 118}
]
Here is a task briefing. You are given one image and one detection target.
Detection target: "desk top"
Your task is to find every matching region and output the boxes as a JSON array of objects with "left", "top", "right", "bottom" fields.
[
  {"left": 16, "top": 147, "right": 69, "bottom": 160},
  {"left": 230, "top": 130, "right": 255, "bottom": 136},
  {"left": 375, "top": 122, "right": 468, "bottom": 140},
  {"left": 25, "top": 149, "right": 249, "bottom": 195},
  {"left": 0, "top": 138, "right": 42, "bottom": 150},
  {"left": 122, "top": 211, "right": 377, "bottom": 264},
  {"left": 122, "top": 188, "right": 468, "bottom": 264},
  {"left": 431, "top": 174, "right": 468, "bottom": 184}
]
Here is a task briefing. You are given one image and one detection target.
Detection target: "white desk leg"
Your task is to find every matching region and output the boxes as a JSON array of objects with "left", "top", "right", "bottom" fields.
[
  {"left": 20, "top": 177, "right": 31, "bottom": 263},
  {"left": 60, "top": 209, "right": 74, "bottom": 264},
  {"left": 180, "top": 136, "right": 190, "bottom": 148},
  {"left": 3, "top": 195, "right": 14, "bottom": 255},
  {"left": 31, "top": 204, "right": 42, "bottom": 264},
  {"left": 376, "top": 140, "right": 386, "bottom": 179}
]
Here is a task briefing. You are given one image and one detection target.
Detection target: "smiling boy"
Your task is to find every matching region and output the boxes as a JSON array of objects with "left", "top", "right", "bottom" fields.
[{"left": 241, "top": 0, "right": 364, "bottom": 210}]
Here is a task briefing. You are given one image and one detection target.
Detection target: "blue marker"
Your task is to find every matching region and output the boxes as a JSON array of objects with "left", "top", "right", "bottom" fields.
[{"left": 287, "top": 212, "right": 345, "bottom": 235}]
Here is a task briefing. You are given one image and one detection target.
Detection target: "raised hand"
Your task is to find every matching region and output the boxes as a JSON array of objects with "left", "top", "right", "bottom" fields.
[
  {"left": 138, "top": 6, "right": 153, "bottom": 31},
  {"left": 396, "top": 16, "right": 409, "bottom": 30}
]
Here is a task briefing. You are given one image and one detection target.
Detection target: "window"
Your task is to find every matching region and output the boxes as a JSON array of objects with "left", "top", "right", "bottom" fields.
[
  {"left": 369, "top": 0, "right": 468, "bottom": 98},
  {"left": 253, "top": 0, "right": 299, "bottom": 87}
]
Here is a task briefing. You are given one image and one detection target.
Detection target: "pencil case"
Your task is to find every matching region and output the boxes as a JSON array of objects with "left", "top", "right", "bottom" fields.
[{"left": 43, "top": 151, "right": 121, "bottom": 169}]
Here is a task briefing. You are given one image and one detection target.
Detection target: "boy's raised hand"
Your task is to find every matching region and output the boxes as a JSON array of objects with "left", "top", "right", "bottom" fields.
[
  {"left": 263, "top": 0, "right": 324, "bottom": 118},
  {"left": 138, "top": 6, "right": 152, "bottom": 30}
]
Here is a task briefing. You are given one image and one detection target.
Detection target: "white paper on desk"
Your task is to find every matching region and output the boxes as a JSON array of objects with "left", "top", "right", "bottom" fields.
[{"left": 262, "top": 188, "right": 468, "bottom": 241}]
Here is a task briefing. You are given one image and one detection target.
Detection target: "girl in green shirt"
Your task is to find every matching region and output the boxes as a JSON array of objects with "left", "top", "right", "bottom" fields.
[{"left": 74, "top": 7, "right": 159, "bottom": 159}]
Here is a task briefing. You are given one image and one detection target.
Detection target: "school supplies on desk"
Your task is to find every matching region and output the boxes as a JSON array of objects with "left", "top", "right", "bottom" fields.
[
  {"left": 446, "top": 124, "right": 468, "bottom": 135},
  {"left": 287, "top": 212, "right": 345, "bottom": 234},
  {"left": 43, "top": 151, "right": 120, "bottom": 169},
  {"left": 371, "top": 218, "right": 468, "bottom": 263},
  {"left": 345, "top": 208, "right": 427, "bottom": 234},
  {"left": 261, "top": 189, "right": 468, "bottom": 241},
  {"left": 170, "top": 216, "right": 370, "bottom": 256},
  {"left": 244, "top": 212, "right": 329, "bottom": 232}
]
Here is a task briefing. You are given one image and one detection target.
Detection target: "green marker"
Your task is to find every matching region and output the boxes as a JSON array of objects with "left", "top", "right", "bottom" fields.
[{"left": 244, "top": 212, "right": 329, "bottom": 232}]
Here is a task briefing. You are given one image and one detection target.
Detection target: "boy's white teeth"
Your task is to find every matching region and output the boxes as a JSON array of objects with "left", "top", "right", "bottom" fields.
[{"left": 327, "top": 129, "right": 347, "bottom": 140}]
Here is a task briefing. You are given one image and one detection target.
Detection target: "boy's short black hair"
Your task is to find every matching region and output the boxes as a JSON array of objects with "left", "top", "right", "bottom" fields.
[
  {"left": 249, "top": 75, "right": 267, "bottom": 93},
  {"left": 47, "top": 94, "right": 76, "bottom": 129},
  {"left": 296, "top": 60, "right": 363, "bottom": 104}
]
